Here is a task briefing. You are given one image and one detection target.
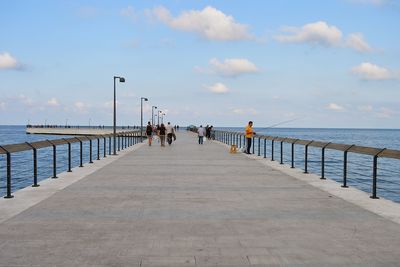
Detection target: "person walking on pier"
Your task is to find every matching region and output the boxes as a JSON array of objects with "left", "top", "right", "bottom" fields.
[
  {"left": 158, "top": 123, "right": 166, "bottom": 147},
  {"left": 166, "top": 122, "right": 174, "bottom": 145},
  {"left": 146, "top": 122, "right": 153, "bottom": 146},
  {"left": 198, "top": 125, "right": 205, "bottom": 145},
  {"left": 245, "top": 121, "right": 256, "bottom": 154}
]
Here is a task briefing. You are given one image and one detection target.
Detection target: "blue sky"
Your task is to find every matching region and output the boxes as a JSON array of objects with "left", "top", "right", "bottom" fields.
[{"left": 0, "top": 0, "right": 399, "bottom": 128}]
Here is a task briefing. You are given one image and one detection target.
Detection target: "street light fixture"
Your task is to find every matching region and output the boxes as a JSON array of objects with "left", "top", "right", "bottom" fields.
[
  {"left": 141, "top": 97, "right": 148, "bottom": 142},
  {"left": 113, "top": 76, "right": 125, "bottom": 155},
  {"left": 151, "top": 106, "right": 157, "bottom": 126}
]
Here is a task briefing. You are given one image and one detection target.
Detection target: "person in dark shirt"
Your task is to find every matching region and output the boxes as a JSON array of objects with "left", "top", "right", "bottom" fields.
[
  {"left": 158, "top": 123, "right": 166, "bottom": 147},
  {"left": 145, "top": 122, "right": 153, "bottom": 146}
]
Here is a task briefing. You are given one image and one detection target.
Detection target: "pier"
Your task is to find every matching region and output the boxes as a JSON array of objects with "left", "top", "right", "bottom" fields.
[
  {"left": 0, "top": 131, "right": 400, "bottom": 266},
  {"left": 26, "top": 125, "right": 139, "bottom": 136}
]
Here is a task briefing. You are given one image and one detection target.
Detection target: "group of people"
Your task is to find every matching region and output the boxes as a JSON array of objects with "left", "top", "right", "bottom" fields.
[
  {"left": 196, "top": 121, "right": 256, "bottom": 154},
  {"left": 146, "top": 122, "right": 177, "bottom": 147},
  {"left": 197, "top": 125, "right": 213, "bottom": 144}
]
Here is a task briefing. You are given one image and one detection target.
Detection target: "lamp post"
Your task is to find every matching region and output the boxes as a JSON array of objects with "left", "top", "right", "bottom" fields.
[
  {"left": 158, "top": 110, "right": 162, "bottom": 125},
  {"left": 113, "top": 76, "right": 125, "bottom": 155},
  {"left": 141, "top": 97, "right": 148, "bottom": 142},
  {"left": 151, "top": 106, "right": 157, "bottom": 126},
  {"left": 161, "top": 113, "right": 165, "bottom": 124}
]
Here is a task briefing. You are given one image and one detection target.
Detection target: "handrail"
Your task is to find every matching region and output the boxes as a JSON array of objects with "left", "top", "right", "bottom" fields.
[
  {"left": 0, "top": 130, "right": 140, "bottom": 155},
  {"left": 211, "top": 129, "right": 400, "bottom": 201},
  {"left": 0, "top": 129, "right": 142, "bottom": 199},
  {"left": 212, "top": 130, "right": 400, "bottom": 160}
]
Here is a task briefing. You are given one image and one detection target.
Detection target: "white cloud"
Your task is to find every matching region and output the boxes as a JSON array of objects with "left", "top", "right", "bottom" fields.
[
  {"left": 0, "top": 101, "right": 6, "bottom": 111},
  {"left": 74, "top": 101, "right": 90, "bottom": 113},
  {"left": 327, "top": 103, "right": 345, "bottom": 111},
  {"left": 274, "top": 21, "right": 373, "bottom": 52},
  {"left": 205, "top": 83, "right": 230, "bottom": 94},
  {"left": 358, "top": 105, "right": 373, "bottom": 112},
  {"left": 346, "top": 33, "right": 372, "bottom": 52},
  {"left": 104, "top": 100, "right": 115, "bottom": 109},
  {"left": 47, "top": 97, "right": 60, "bottom": 107},
  {"left": 376, "top": 107, "right": 396, "bottom": 118},
  {"left": 148, "top": 6, "right": 251, "bottom": 41},
  {"left": 18, "top": 94, "right": 34, "bottom": 106},
  {"left": 120, "top": 6, "right": 138, "bottom": 21},
  {"left": 0, "top": 52, "right": 22, "bottom": 70},
  {"left": 351, "top": 62, "right": 393, "bottom": 80},
  {"left": 274, "top": 21, "right": 342, "bottom": 47},
  {"left": 232, "top": 108, "right": 258, "bottom": 115},
  {"left": 208, "top": 58, "right": 259, "bottom": 77}
]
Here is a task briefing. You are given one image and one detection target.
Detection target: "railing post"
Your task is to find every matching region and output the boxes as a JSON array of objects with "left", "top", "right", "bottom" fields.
[
  {"left": 0, "top": 146, "right": 14, "bottom": 199},
  {"left": 109, "top": 136, "right": 111, "bottom": 155},
  {"left": 291, "top": 140, "right": 299, "bottom": 168},
  {"left": 258, "top": 137, "right": 261, "bottom": 156},
  {"left": 103, "top": 137, "right": 107, "bottom": 158},
  {"left": 26, "top": 142, "right": 40, "bottom": 186},
  {"left": 303, "top": 141, "right": 314, "bottom": 174},
  {"left": 321, "top": 142, "right": 331, "bottom": 180},
  {"left": 89, "top": 138, "right": 93, "bottom": 164},
  {"left": 47, "top": 140, "right": 58, "bottom": 178},
  {"left": 280, "top": 140, "right": 284, "bottom": 164},
  {"left": 67, "top": 142, "right": 72, "bottom": 172},
  {"left": 123, "top": 133, "right": 125, "bottom": 149},
  {"left": 62, "top": 139, "right": 72, "bottom": 173},
  {"left": 97, "top": 138, "right": 100, "bottom": 160},
  {"left": 264, "top": 138, "right": 267, "bottom": 158},
  {"left": 371, "top": 148, "right": 386, "bottom": 199},
  {"left": 118, "top": 135, "right": 120, "bottom": 151},
  {"left": 239, "top": 134, "right": 242, "bottom": 148},
  {"left": 271, "top": 138, "right": 275, "bottom": 161},
  {"left": 342, "top": 145, "right": 355, "bottom": 188},
  {"left": 78, "top": 138, "right": 83, "bottom": 167},
  {"left": 252, "top": 136, "right": 255, "bottom": 154}
]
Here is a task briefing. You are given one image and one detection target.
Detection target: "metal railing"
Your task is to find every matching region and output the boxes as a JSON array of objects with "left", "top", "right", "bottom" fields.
[
  {"left": 0, "top": 130, "right": 142, "bottom": 199},
  {"left": 213, "top": 130, "right": 400, "bottom": 200},
  {"left": 26, "top": 125, "right": 141, "bottom": 130}
]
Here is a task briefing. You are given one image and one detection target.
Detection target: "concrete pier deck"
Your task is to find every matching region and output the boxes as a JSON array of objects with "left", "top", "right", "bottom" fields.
[{"left": 1, "top": 131, "right": 400, "bottom": 266}]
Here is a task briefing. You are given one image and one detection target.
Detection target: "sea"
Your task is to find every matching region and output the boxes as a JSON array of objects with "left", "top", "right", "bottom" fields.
[{"left": 1, "top": 125, "right": 399, "bottom": 203}]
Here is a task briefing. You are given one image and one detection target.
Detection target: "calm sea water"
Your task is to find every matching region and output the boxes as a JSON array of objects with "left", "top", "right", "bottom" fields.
[
  {"left": 1, "top": 126, "right": 399, "bottom": 203},
  {"left": 0, "top": 125, "right": 107, "bottom": 197}
]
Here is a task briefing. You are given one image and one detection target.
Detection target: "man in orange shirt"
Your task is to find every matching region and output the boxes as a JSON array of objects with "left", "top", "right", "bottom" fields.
[{"left": 245, "top": 121, "right": 256, "bottom": 154}]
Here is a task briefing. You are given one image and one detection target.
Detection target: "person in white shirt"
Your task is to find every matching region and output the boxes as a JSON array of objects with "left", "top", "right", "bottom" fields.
[
  {"left": 197, "top": 125, "right": 205, "bottom": 145},
  {"left": 166, "top": 122, "right": 174, "bottom": 145}
]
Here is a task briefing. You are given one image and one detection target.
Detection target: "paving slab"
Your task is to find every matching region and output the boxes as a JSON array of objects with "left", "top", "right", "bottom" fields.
[{"left": 0, "top": 131, "right": 400, "bottom": 266}]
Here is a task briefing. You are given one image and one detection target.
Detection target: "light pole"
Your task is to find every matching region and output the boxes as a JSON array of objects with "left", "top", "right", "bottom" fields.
[
  {"left": 141, "top": 97, "right": 148, "bottom": 142},
  {"left": 158, "top": 110, "right": 162, "bottom": 125},
  {"left": 151, "top": 106, "right": 157, "bottom": 125},
  {"left": 113, "top": 76, "right": 125, "bottom": 155},
  {"left": 161, "top": 113, "right": 165, "bottom": 124}
]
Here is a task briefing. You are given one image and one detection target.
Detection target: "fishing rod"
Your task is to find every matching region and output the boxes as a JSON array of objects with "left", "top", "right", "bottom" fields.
[{"left": 262, "top": 117, "right": 302, "bottom": 129}]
